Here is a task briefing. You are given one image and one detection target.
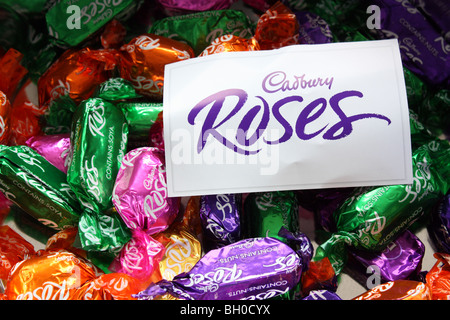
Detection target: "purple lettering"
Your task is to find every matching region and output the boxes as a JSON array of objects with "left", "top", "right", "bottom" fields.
[
  {"left": 323, "top": 91, "right": 391, "bottom": 140},
  {"left": 295, "top": 97, "right": 328, "bottom": 140},
  {"left": 262, "top": 71, "right": 334, "bottom": 93},
  {"left": 187, "top": 87, "right": 391, "bottom": 154}
]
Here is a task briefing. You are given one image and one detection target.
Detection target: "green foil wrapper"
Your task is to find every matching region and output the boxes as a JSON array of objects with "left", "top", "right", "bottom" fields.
[
  {"left": 149, "top": 9, "right": 254, "bottom": 55},
  {"left": 77, "top": 208, "right": 131, "bottom": 253},
  {"left": 119, "top": 101, "right": 163, "bottom": 140},
  {"left": 67, "top": 97, "right": 128, "bottom": 213},
  {"left": 45, "top": 0, "right": 141, "bottom": 47},
  {"left": 314, "top": 139, "right": 450, "bottom": 275},
  {"left": 94, "top": 77, "right": 141, "bottom": 101},
  {"left": 0, "top": 145, "right": 81, "bottom": 230},
  {"left": 243, "top": 191, "right": 299, "bottom": 242}
]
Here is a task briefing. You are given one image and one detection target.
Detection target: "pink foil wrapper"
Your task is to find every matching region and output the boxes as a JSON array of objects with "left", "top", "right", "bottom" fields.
[
  {"left": 112, "top": 147, "right": 180, "bottom": 235},
  {"left": 25, "top": 133, "right": 71, "bottom": 173},
  {"left": 109, "top": 229, "right": 166, "bottom": 282},
  {"left": 157, "top": 0, "right": 235, "bottom": 15}
]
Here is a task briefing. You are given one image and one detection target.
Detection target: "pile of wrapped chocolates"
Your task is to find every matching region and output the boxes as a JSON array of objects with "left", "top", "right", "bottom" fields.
[{"left": 0, "top": 0, "right": 449, "bottom": 301}]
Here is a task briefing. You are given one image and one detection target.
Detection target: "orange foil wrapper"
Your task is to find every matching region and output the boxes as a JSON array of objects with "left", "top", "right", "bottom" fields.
[
  {"left": 199, "top": 34, "right": 260, "bottom": 56},
  {"left": 38, "top": 48, "right": 117, "bottom": 110},
  {"left": 426, "top": 252, "right": 450, "bottom": 300},
  {"left": 353, "top": 280, "right": 431, "bottom": 300},
  {"left": 253, "top": 1, "right": 300, "bottom": 50},
  {"left": 4, "top": 250, "right": 141, "bottom": 300},
  {"left": 0, "top": 226, "right": 36, "bottom": 280},
  {"left": 119, "top": 33, "right": 194, "bottom": 100},
  {"left": 0, "top": 91, "right": 11, "bottom": 145}
]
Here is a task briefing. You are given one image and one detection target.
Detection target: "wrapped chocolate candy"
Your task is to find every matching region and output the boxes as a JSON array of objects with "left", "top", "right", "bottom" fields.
[
  {"left": 149, "top": 10, "right": 254, "bottom": 55},
  {"left": 200, "top": 193, "right": 242, "bottom": 251},
  {"left": 426, "top": 253, "right": 450, "bottom": 300},
  {"left": 353, "top": 280, "right": 431, "bottom": 300},
  {"left": 0, "top": 145, "right": 81, "bottom": 231},
  {"left": 253, "top": 2, "right": 300, "bottom": 50},
  {"left": 112, "top": 147, "right": 180, "bottom": 234},
  {"left": 295, "top": 11, "right": 334, "bottom": 44},
  {"left": 199, "top": 34, "right": 260, "bottom": 56},
  {"left": 0, "top": 225, "right": 35, "bottom": 281},
  {"left": 111, "top": 147, "right": 181, "bottom": 281},
  {"left": 93, "top": 77, "right": 141, "bottom": 102},
  {"left": 134, "top": 234, "right": 310, "bottom": 300},
  {"left": 45, "top": 0, "right": 141, "bottom": 47},
  {"left": 314, "top": 140, "right": 450, "bottom": 275},
  {"left": 67, "top": 97, "right": 128, "bottom": 213},
  {"left": 118, "top": 34, "right": 194, "bottom": 100},
  {"left": 302, "top": 290, "right": 341, "bottom": 300},
  {"left": 0, "top": 91, "right": 11, "bottom": 145},
  {"left": 25, "top": 133, "right": 71, "bottom": 173},
  {"left": 146, "top": 197, "right": 203, "bottom": 291},
  {"left": 367, "top": 0, "right": 449, "bottom": 86},
  {"left": 301, "top": 257, "right": 337, "bottom": 296},
  {"left": 119, "top": 101, "right": 163, "bottom": 145},
  {"left": 4, "top": 249, "right": 143, "bottom": 300},
  {"left": 346, "top": 230, "right": 425, "bottom": 288},
  {"left": 428, "top": 192, "right": 450, "bottom": 253},
  {"left": 38, "top": 48, "right": 117, "bottom": 113},
  {"left": 9, "top": 79, "right": 45, "bottom": 145},
  {"left": 243, "top": 191, "right": 299, "bottom": 243},
  {"left": 156, "top": 0, "right": 235, "bottom": 16}
]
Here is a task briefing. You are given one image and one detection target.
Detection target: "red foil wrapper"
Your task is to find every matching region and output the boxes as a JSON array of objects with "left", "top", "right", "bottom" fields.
[
  {"left": 0, "top": 48, "right": 28, "bottom": 98},
  {"left": 253, "top": 1, "right": 300, "bottom": 50},
  {"left": 118, "top": 34, "right": 194, "bottom": 100},
  {"left": 38, "top": 48, "right": 117, "bottom": 110},
  {"left": 426, "top": 253, "right": 450, "bottom": 300},
  {"left": 0, "top": 91, "right": 11, "bottom": 145},
  {"left": 9, "top": 79, "right": 44, "bottom": 146}
]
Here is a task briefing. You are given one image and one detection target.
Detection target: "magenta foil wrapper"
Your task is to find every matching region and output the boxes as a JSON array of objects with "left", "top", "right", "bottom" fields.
[
  {"left": 348, "top": 230, "right": 425, "bottom": 285},
  {"left": 157, "top": 0, "right": 235, "bottom": 15},
  {"left": 25, "top": 133, "right": 70, "bottom": 173},
  {"left": 199, "top": 193, "right": 242, "bottom": 252},
  {"left": 134, "top": 234, "right": 310, "bottom": 300},
  {"left": 112, "top": 147, "right": 180, "bottom": 234}
]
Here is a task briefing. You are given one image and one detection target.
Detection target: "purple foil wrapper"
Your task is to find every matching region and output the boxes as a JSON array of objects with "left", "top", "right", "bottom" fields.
[
  {"left": 295, "top": 11, "right": 334, "bottom": 44},
  {"left": 134, "top": 236, "right": 307, "bottom": 300},
  {"left": 302, "top": 289, "right": 342, "bottom": 300},
  {"left": 428, "top": 193, "right": 450, "bottom": 253},
  {"left": 25, "top": 133, "right": 70, "bottom": 173},
  {"left": 348, "top": 230, "right": 425, "bottom": 284},
  {"left": 370, "top": 0, "right": 450, "bottom": 86},
  {"left": 112, "top": 147, "right": 180, "bottom": 235},
  {"left": 297, "top": 187, "right": 355, "bottom": 233},
  {"left": 200, "top": 193, "right": 242, "bottom": 252}
]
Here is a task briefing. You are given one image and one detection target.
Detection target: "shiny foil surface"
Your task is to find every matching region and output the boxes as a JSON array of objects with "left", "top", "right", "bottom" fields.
[
  {"left": 118, "top": 34, "right": 194, "bottom": 100},
  {"left": 134, "top": 236, "right": 307, "bottom": 300},
  {"left": 112, "top": 147, "right": 180, "bottom": 234}
]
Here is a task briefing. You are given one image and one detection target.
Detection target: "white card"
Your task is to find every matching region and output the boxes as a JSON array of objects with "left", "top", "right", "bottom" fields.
[{"left": 163, "top": 39, "right": 412, "bottom": 197}]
